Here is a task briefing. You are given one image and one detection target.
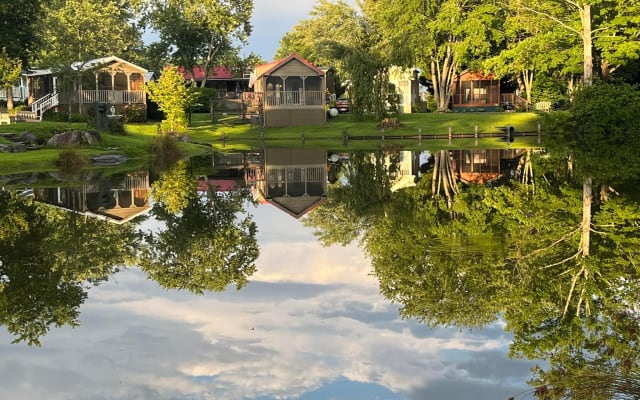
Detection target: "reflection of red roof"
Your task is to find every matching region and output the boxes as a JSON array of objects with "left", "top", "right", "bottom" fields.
[
  {"left": 198, "top": 179, "right": 238, "bottom": 192},
  {"left": 178, "top": 66, "right": 236, "bottom": 81}
]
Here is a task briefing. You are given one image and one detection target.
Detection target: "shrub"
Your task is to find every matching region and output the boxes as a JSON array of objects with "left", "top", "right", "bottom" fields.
[
  {"left": 122, "top": 103, "right": 147, "bottom": 123},
  {"left": 149, "top": 135, "right": 182, "bottom": 170},
  {"left": 56, "top": 148, "right": 86, "bottom": 170}
]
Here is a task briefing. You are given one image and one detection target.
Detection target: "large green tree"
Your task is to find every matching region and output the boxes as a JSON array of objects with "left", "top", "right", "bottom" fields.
[
  {"left": 362, "top": 0, "right": 504, "bottom": 111},
  {"left": 146, "top": 0, "right": 252, "bottom": 88},
  {"left": 509, "top": 0, "right": 640, "bottom": 86},
  {"left": 0, "top": 0, "right": 42, "bottom": 66}
]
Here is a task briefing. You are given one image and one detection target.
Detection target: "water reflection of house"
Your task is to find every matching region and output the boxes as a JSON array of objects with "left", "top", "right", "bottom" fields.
[
  {"left": 197, "top": 151, "right": 262, "bottom": 192},
  {"left": 450, "top": 149, "right": 525, "bottom": 184},
  {"left": 33, "top": 171, "right": 151, "bottom": 224},
  {"left": 253, "top": 148, "right": 327, "bottom": 219}
]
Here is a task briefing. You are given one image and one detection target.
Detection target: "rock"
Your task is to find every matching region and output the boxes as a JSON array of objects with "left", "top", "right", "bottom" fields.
[
  {"left": 91, "top": 154, "right": 128, "bottom": 166},
  {"left": 47, "top": 130, "right": 101, "bottom": 147},
  {"left": 19, "top": 132, "right": 39, "bottom": 144}
]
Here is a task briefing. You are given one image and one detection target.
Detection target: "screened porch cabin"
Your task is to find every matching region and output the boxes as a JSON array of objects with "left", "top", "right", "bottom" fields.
[
  {"left": 178, "top": 66, "right": 250, "bottom": 99},
  {"left": 248, "top": 54, "right": 326, "bottom": 127},
  {"left": 25, "top": 56, "right": 148, "bottom": 117},
  {"left": 452, "top": 71, "right": 501, "bottom": 112}
]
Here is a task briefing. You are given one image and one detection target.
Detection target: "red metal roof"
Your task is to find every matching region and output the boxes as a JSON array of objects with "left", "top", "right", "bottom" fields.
[{"left": 178, "top": 66, "right": 236, "bottom": 81}]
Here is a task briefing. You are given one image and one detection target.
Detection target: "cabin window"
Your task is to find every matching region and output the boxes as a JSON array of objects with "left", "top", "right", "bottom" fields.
[{"left": 130, "top": 73, "right": 143, "bottom": 90}]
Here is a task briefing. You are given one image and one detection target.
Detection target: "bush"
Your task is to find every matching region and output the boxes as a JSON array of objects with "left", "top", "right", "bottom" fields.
[
  {"left": 149, "top": 135, "right": 182, "bottom": 170},
  {"left": 122, "top": 103, "right": 147, "bottom": 123},
  {"left": 56, "top": 148, "right": 86, "bottom": 170}
]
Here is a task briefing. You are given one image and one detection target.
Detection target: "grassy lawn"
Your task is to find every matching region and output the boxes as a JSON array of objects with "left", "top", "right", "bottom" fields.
[{"left": 0, "top": 111, "right": 545, "bottom": 175}]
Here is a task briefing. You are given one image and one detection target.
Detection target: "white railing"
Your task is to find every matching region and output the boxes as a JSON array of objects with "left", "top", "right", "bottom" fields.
[
  {"left": 263, "top": 90, "right": 324, "bottom": 107},
  {"left": 61, "top": 90, "right": 146, "bottom": 105},
  {"left": 31, "top": 92, "right": 59, "bottom": 117},
  {"left": 0, "top": 86, "right": 28, "bottom": 101}
]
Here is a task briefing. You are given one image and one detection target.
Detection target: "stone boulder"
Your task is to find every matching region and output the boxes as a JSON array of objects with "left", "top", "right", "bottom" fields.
[{"left": 47, "top": 130, "right": 101, "bottom": 147}]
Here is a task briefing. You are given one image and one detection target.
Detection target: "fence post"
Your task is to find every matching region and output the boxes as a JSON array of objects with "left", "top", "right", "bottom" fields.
[
  {"left": 537, "top": 123, "right": 541, "bottom": 144},
  {"left": 418, "top": 128, "right": 422, "bottom": 145},
  {"left": 474, "top": 126, "right": 478, "bottom": 146},
  {"left": 448, "top": 127, "right": 452, "bottom": 146}
]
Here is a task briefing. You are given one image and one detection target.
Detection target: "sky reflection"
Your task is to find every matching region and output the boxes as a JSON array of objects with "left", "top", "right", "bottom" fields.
[{"left": 0, "top": 202, "right": 535, "bottom": 399}]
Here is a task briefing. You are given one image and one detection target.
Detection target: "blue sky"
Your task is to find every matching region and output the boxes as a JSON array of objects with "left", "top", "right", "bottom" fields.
[
  {"left": 243, "top": 0, "right": 357, "bottom": 61},
  {"left": 0, "top": 201, "right": 536, "bottom": 400}
]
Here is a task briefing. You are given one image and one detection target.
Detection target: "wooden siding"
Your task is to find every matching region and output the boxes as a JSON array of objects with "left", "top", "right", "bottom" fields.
[{"left": 270, "top": 59, "right": 321, "bottom": 77}]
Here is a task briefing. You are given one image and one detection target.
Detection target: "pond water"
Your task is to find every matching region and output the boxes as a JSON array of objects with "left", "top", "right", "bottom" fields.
[{"left": 1, "top": 146, "right": 636, "bottom": 399}]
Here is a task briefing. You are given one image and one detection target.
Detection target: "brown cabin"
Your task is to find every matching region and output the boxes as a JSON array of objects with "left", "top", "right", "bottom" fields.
[
  {"left": 246, "top": 54, "right": 326, "bottom": 127},
  {"left": 452, "top": 71, "right": 502, "bottom": 112}
]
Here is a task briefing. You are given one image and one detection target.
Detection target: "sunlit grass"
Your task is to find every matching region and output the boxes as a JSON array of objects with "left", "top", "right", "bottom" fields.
[{"left": 0, "top": 111, "right": 545, "bottom": 174}]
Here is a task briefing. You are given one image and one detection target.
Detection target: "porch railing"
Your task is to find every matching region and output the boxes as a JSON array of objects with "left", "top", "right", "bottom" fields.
[
  {"left": 61, "top": 90, "right": 146, "bottom": 105},
  {"left": 263, "top": 90, "right": 324, "bottom": 107}
]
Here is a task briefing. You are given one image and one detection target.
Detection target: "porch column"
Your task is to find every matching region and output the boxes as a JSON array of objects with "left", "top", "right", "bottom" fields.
[
  {"left": 301, "top": 76, "right": 307, "bottom": 105},
  {"left": 95, "top": 72, "right": 99, "bottom": 91},
  {"left": 281, "top": 76, "right": 287, "bottom": 105}
]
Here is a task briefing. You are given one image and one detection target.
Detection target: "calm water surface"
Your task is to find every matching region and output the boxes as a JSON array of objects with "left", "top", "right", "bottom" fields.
[{"left": 0, "top": 148, "right": 537, "bottom": 399}]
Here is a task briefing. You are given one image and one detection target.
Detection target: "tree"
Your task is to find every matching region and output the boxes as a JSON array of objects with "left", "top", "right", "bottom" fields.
[
  {"left": 0, "top": 0, "right": 42, "bottom": 67},
  {"left": 0, "top": 191, "right": 137, "bottom": 346},
  {"left": 0, "top": 47, "right": 22, "bottom": 110},
  {"left": 509, "top": 0, "right": 640, "bottom": 86},
  {"left": 362, "top": 0, "right": 504, "bottom": 111},
  {"left": 140, "top": 184, "right": 258, "bottom": 294},
  {"left": 146, "top": 0, "right": 252, "bottom": 88},
  {"left": 35, "top": 0, "right": 142, "bottom": 113},
  {"left": 545, "top": 82, "right": 640, "bottom": 257},
  {"left": 146, "top": 66, "right": 197, "bottom": 133}
]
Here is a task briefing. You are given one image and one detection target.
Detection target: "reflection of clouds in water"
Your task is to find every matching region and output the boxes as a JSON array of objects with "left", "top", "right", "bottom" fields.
[
  {"left": 0, "top": 206, "right": 535, "bottom": 400},
  {"left": 0, "top": 265, "right": 532, "bottom": 400}
]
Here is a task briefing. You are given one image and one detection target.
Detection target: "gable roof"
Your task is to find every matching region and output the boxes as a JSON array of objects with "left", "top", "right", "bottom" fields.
[
  {"left": 254, "top": 54, "right": 324, "bottom": 79},
  {"left": 72, "top": 56, "right": 147, "bottom": 73}
]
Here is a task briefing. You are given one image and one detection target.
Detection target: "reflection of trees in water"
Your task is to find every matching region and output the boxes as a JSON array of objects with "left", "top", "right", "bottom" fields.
[
  {"left": 139, "top": 182, "right": 258, "bottom": 294},
  {"left": 0, "top": 191, "right": 138, "bottom": 346},
  {"left": 306, "top": 148, "right": 640, "bottom": 397}
]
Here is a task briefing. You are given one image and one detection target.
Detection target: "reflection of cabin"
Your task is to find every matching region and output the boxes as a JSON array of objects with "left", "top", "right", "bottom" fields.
[
  {"left": 24, "top": 56, "right": 148, "bottom": 118},
  {"left": 450, "top": 149, "right": 525, "bottom": 184},
  {"left": 32, "top": 171, "right": 151, "bottom": 224},
  {"left": 253, "top": 148, "right": 327, "bottom": 218},
  {"left": 246, "top": 54, "right": 326, "bottom": 127},
  {"left": 178, "top": 66, "right": 250, "bottom": 99},
  {"left": 452, "top": 71, "right": 502, "bottom": 112},
  {"left": 197, "top": 151, "right": 263, "bottom": 192}
]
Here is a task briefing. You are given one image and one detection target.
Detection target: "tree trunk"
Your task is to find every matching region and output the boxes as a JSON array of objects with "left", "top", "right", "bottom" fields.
[
  {"left": 431, "top": 45, "right": 457, "bottom": 112},
  {"left": 580, "top": 4, "right": 593, "bottom": 86},
  {"left": 580, "top": 177, "right": 592, "bottom": 257}
]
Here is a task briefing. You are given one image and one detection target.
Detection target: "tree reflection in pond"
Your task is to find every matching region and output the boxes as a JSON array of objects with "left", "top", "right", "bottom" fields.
[
  {"left": 0, "top": 191, "right": 138, "bottom": 346},
  {"left": 139, "top": 166, "right": 259, "bottom": 294},
  {"left": 306, "top": 148, "right": 640, "bottom": 398}
]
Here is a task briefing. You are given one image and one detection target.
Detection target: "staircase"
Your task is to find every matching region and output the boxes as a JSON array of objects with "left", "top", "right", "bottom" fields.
[{"left": 30, "top": 92, "right": 60, "bottom": 120}]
